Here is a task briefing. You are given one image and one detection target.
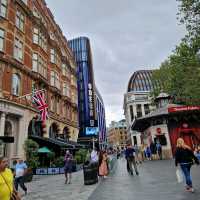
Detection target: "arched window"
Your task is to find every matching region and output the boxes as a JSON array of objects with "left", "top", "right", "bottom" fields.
[{"left": 12, "top": 73, "right": 20, "bottom": 96}]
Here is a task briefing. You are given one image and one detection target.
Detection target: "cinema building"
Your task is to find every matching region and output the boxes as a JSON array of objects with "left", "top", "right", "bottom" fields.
[
  {"left": 0, "top": 0, "right": 79, "bottom": 160},
  {"left": 69, "top": 37, "right": 106, "bottom": 148}
]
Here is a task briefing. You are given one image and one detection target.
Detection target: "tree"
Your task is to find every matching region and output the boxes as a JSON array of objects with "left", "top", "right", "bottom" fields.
[
  {"left": 24, "top": 139, "right": 39, "bottom": 168},
  {"left": 152, "top": 1, "right": 200, "bottom": 105},
  {"left": 152, "top": 40, "right": 200, "bottom": 105},
  {"left": 177, "top": 0, "right": 200, "bottom": 38}
]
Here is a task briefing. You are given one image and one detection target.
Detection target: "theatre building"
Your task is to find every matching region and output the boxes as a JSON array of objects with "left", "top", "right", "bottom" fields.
[
  {"left": 0, "top": 0, "right": 79, "bottom": 160},
  {"left": 132, "top": 93, "right": 200, "bottom": 158}
]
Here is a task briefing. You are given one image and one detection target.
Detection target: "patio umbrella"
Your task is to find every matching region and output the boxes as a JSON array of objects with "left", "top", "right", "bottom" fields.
[{"left": 38, "top": 147, "right": 51, "bottom": 153}]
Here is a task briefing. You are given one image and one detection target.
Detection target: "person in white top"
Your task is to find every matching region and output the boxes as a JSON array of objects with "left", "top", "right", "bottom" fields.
[
  {"left": 14, "top": 159, "right": 28, "bottom": 195},
  {"left": 90, "top": 148, "right": 98, "bottom": 163}
]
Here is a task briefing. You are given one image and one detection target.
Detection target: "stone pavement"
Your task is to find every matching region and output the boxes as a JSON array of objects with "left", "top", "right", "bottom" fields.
[
  {"left": 20, "top": 159, "right": 200, "bottom": 200},
  {"left": 89, "top": 158, "right": 200, "bottom": 200},
  {"left": 21, "top": 170, "right": 99, "bottom": 200}
]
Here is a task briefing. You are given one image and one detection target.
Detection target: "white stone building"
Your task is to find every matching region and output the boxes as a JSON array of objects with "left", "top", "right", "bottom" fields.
[{"left": 123, "top": 70, "right": 155, "bottom": 146}]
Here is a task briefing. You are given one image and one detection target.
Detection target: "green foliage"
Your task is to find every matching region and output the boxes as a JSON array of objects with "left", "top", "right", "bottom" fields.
[
  {"left": 75, "top": 149, "right": 88, "bottom": 164},
  {"left": 47, "top": 152, "right": 55, "bottom": 160},
  {"left": 53, "top": 156, "right": 64, "bottom": 167},
  {"left": 152, "top": 38, "right": 200, "bottom": 105},
  {"left": 24, "top": 139, "right": 39, "bottom": 168},
  {"left": 177, "top": 0, "right": 200, "bottom": 38}
]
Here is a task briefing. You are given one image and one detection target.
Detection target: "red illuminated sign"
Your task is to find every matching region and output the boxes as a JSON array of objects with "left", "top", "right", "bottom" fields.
[{"left": 168, "top": 106, "right": 200, "bottom": 113}]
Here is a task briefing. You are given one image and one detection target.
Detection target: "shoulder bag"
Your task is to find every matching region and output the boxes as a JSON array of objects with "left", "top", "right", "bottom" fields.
[{"left": 0, "top": 173, "right": 21, "bottom": 200}]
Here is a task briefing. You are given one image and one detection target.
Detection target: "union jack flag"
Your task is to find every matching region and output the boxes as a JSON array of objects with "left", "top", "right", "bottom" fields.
[{"left": 32, "top": 91, "right": 48, "bottom": 122}]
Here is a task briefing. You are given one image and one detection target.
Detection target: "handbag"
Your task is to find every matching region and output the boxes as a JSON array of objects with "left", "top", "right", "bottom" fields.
[
  {"left": 0, "top": 173, "right": 21, "bottom": 200},
  {"left": 176, "top": 168, "right": 183, "bottom": 183}
]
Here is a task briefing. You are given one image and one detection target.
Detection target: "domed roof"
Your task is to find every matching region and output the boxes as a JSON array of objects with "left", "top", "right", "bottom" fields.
[{"left": 127, "top": 70, "right": 154, "bottom": 92}]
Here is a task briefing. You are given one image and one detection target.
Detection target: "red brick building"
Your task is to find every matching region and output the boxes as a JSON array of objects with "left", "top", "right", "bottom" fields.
[{"left": 0, "top": 0, "right": 79, "bottom": 159}]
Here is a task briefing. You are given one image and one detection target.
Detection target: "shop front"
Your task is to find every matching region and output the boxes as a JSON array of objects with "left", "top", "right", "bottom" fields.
[{"left": 132, "top": 105, "right": 200, "bottom": 158}]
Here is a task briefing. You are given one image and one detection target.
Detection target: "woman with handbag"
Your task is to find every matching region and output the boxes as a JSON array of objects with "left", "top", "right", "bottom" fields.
[
  {"left": 175, "top": 138, "right": 199, "bottom": 192},
  {"left": 0, "top": 156, "right": 21, "bottom": 200}
]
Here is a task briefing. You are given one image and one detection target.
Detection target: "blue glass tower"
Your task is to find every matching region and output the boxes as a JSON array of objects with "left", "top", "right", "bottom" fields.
[
  {"left": 68, "top": 37, "right": 98, "bottom": 144},
  {"left": 95, "top": 87, "right": 107, "bottom": 149}
]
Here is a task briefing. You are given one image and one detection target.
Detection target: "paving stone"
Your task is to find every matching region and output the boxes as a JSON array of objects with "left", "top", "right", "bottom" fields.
[
  {"left": 21, "top": 159, "right": 200, "bottom": 200},
  {"left": 88, "top": 158, "right": 200, "bottom": 200}
]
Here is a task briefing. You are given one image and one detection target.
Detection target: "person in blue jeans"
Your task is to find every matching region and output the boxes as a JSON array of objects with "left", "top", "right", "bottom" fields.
[
  {"left": 175, "top": 138, "right": 199, "bottom": 192},
  {"left": 14, "top": 159, "right": 28, "bottom": 195}
]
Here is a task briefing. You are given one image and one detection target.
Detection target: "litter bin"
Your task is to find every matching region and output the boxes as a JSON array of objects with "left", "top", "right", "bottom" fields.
[{"left": 83, "top": 162, "right": 98, "bottom": 185}]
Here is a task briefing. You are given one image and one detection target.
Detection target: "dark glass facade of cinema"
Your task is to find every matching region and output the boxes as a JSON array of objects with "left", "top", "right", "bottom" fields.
[{"left": 68, "top": 37, "right": 98, "bottom": 143}]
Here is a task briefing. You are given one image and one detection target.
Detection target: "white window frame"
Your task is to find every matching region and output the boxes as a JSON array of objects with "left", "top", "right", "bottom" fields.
[
  {"left": 33, "top": 27, "right": 39, "bottom": 44},
  {"left": 32, "top": 53, "right": 47, "bottom": 78},
  {"left": 51, "top": 71, "right": 60, "bottom": 89},
  {"left": 16, "top": 10, "right": 25, "bottom": 31},
  {"left": 62, "top": 63, "right": 70, "bottom": 77},
  {"left": 50, "top": 49, "right": 55, "bottom": 63},
  {"left": 0, "top": 28, "right": 5, "bottom": 51},
  {"left": 32, "top": 53, "right": 38, "bottom": 72},
  {"left": 0, "top": 0, "right": 7, "bottom": 18},
  {"left": 63, "top": 82, "right": 70, "bottom": 97},
  {"left": 14, "top": 38, "right": 23, "bottom": 62},
  {"left": 12, "top": 73, "right": 21, "bottom": 96}
]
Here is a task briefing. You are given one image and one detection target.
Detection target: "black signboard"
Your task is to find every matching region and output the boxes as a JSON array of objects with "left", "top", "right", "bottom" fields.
[{"left": 0, "top": 136, "right": 14, "bottom": 143}]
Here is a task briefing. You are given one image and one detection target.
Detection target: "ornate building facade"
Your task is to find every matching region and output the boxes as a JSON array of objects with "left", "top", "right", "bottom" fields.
[
  {"left": 107, "top": 120, "right": 127, "bottom": 149},
  {"left": 0, "top": 0, "right": 79, "bottom": 159},
  {"left": 123, "top": 70, "right": 155, "bottom": 145}
]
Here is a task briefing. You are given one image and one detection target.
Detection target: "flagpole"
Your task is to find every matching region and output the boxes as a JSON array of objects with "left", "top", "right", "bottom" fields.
[{"left": 17, "top": 89, "right": 46, "bottom": 99}]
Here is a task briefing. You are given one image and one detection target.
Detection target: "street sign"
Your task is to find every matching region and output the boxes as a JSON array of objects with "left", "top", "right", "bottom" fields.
[{"left": 0, "top": 136, "right": 14, "bottom": 143}]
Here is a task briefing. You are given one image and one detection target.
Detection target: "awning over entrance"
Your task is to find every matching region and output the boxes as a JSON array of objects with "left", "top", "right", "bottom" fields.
[
  {"left": 38, "top": 146, "right": 52, "bottom": 153},
  {"left": 29, "top": 135, "right": 74, "bottom": 149}
]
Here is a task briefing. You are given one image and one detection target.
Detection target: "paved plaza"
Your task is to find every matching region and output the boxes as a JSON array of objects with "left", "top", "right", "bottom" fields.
[
  {"left": 21, "top": 170, "right": 99, "bottom": 200},
  {"left": 21, "top": 159, "right": 200, "bottom": 200}
]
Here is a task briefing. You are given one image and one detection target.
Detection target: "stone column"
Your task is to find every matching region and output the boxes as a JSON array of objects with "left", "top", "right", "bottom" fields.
[
  {"left": 133, "top": 104, "right": 137, "bottom": 119},
  {"left": 141, "top": 104, "right": 145, "bottom": 117},
  {"left": 17, "top": 117, "right": 26, "bottom": 158},
  {"left": 0, "top": 113, "right": 6, "bottom": 136}
]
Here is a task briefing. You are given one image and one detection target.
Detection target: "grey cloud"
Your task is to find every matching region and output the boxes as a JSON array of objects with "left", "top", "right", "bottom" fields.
[{"left": 46, "top": 0, "right": 186, "bottom": 125}]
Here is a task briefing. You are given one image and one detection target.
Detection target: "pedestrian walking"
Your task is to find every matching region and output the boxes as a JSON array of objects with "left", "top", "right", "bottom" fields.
[
  {"left": 145, "top": 145, "right": 151, "bottom": 160},
  {"left": 125, "top": 144, "right": 139, "bottom": 175},
  {"left": 175, "top": 138, "right": 199, "bottom": 192},
  {"left": 156, "top": 141, "right": 162, "bottom": 160},
  {"left": 90, "top": 148, "right": 99, "bottom": 163},
  {"left": 14, "top": 158, "right": 28, "bottom": 195},
  {"left": 98, "top": 150, "right": 109, "bottom": 178},
  {"left": 194, "top": 148, "right": 200, "bottom": 161},
  {"left": 0, "top": 156, "right": 16, "bottom": 200},
  {"left": 64, "top": 150, "right": 73, "bottom": 184},
  {"left": 150, "top": 142, "right": 156, "bottom": 160}
]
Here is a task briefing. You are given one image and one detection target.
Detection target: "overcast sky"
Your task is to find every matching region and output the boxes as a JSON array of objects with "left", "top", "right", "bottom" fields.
[{"left": 46, "top": 0, "right": 186, "bottom": 126}]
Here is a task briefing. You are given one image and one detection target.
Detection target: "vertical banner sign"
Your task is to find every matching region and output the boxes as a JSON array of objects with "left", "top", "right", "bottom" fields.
[
  {"left": 32, "top": 91, "right": 48, "bottom": 122},
  {"left": 88, "top": 83, "right": 94, "bottom": 127}
]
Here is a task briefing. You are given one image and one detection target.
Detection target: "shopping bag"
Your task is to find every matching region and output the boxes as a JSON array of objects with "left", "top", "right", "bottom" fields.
[{"left": 176, "top": 168, "right": 183, "bottom": 183}]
